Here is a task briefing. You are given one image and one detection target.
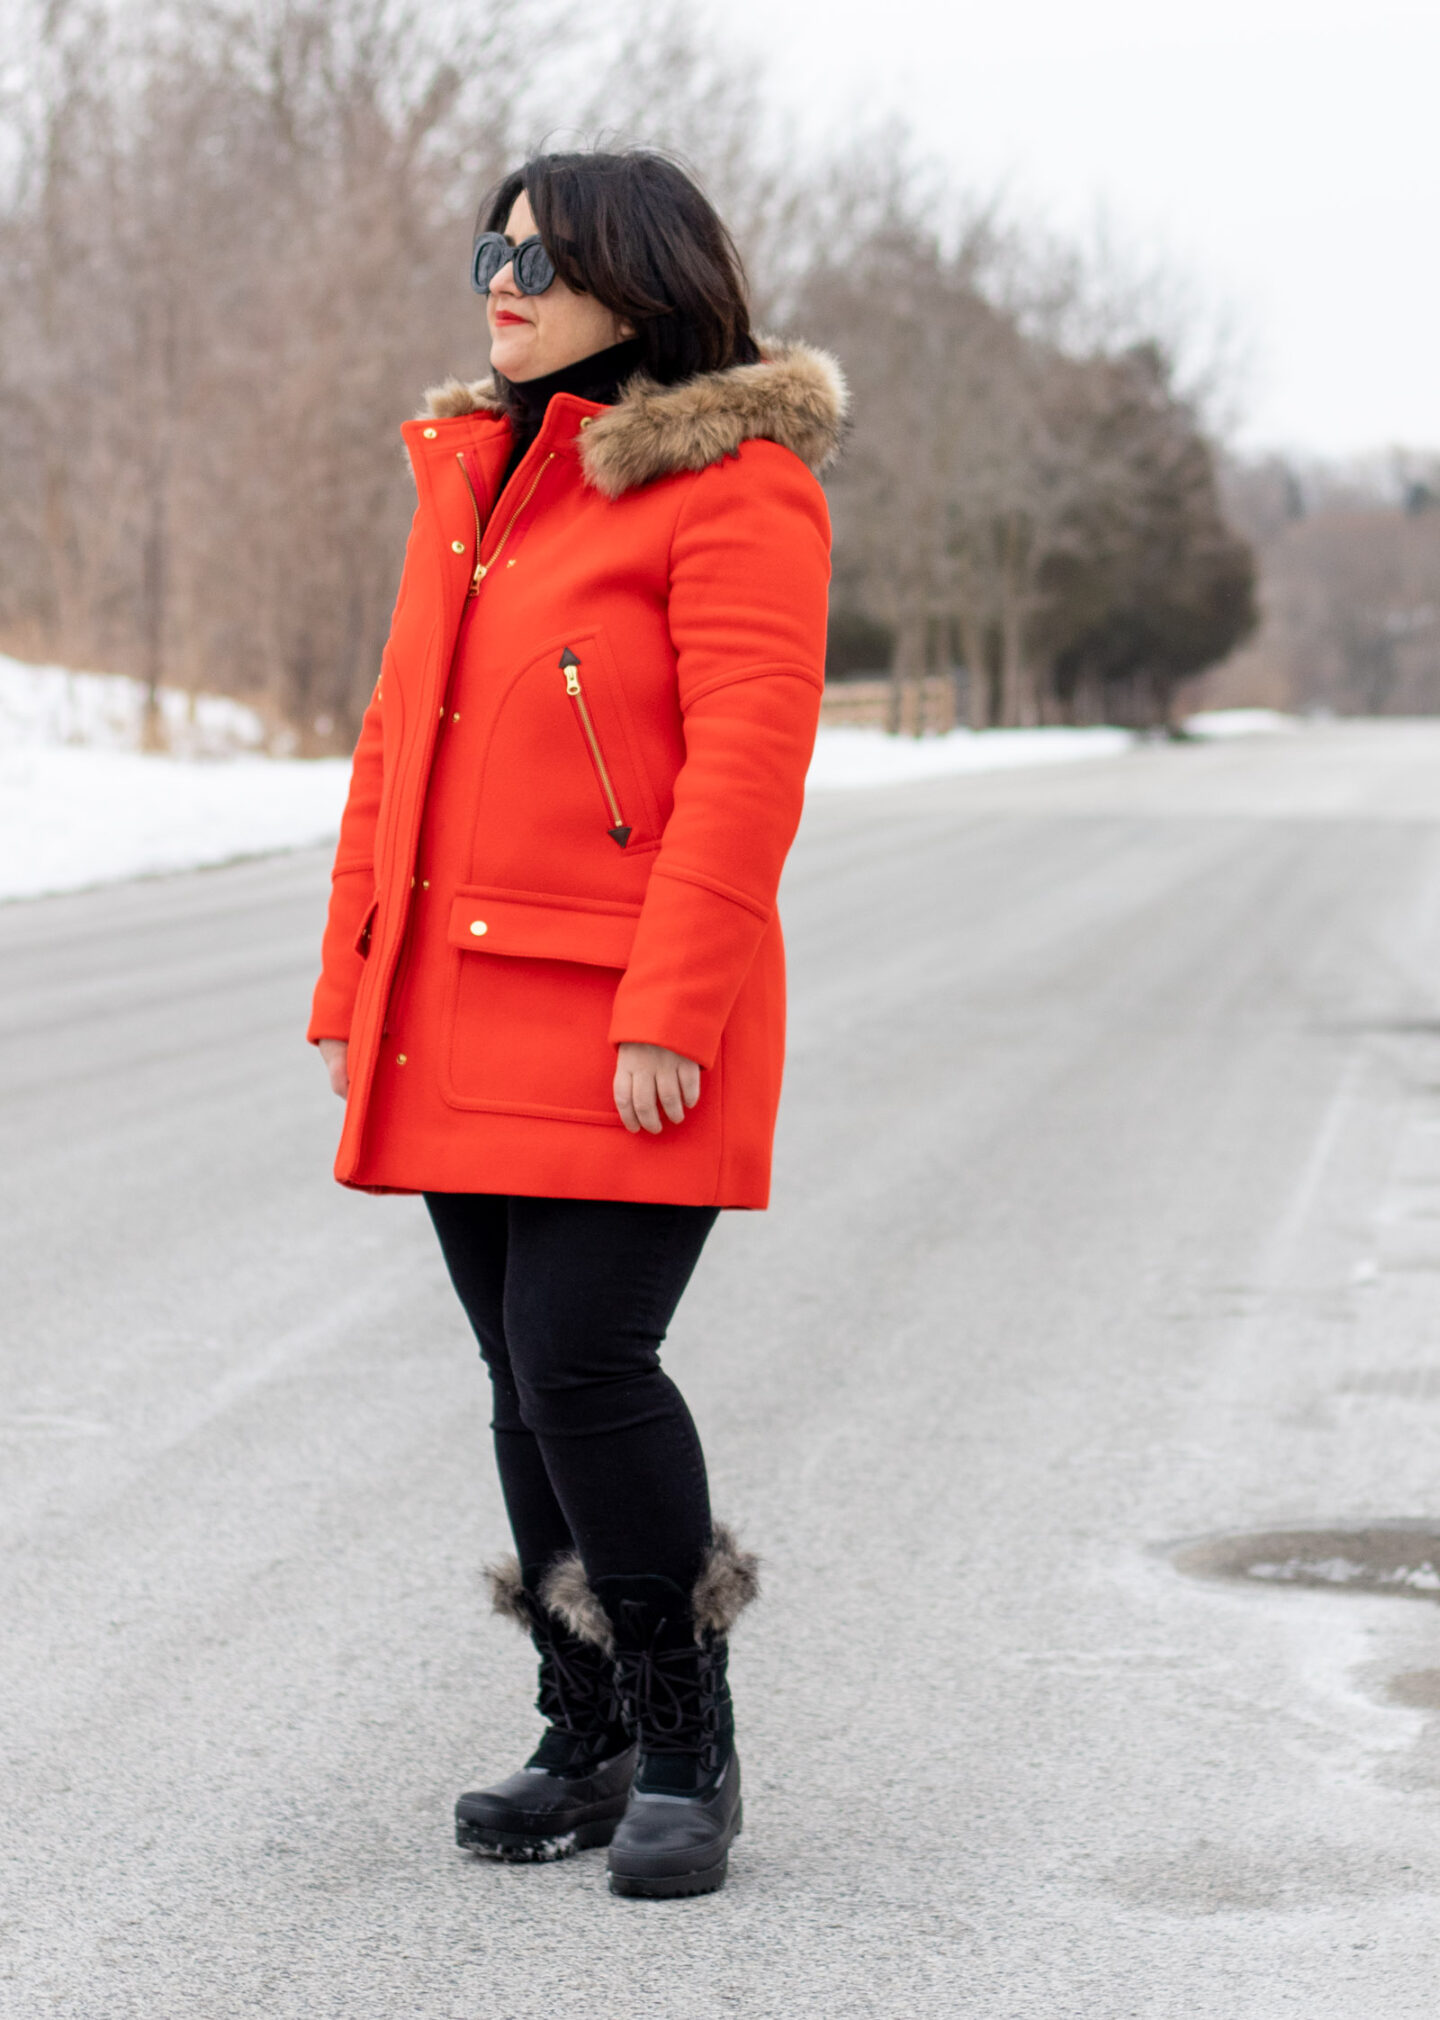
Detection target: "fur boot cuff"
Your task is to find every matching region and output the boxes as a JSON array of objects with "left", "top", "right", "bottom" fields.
[
  {"left": 539, "top": 1524, "right": 761, "bottom": 1654},
  {"left": 693, "top": 1523, "right": 762, "bottom": 1636},
  {"left": 539, "top": 1553, "right": 616, "bottom": 1654},
  {"left": 483, "top": 1553, "right": 533, "bottom": 1631}
]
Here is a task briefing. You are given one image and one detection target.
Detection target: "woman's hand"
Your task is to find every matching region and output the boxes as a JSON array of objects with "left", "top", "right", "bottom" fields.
[
  {"left": 614, "top": 1042, "right": 701, "bottom": 1134},
  {"left": 317, "top": 1037, "right": 350, "bottom": 1099}
]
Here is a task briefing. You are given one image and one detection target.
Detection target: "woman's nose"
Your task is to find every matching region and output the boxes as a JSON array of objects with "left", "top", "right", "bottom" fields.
[{"left": 488, "top": 257, "right": 520, "bottom": 299}]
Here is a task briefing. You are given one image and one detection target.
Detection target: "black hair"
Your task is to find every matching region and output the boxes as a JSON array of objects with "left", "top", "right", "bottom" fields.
[{"left": 479, "top": 148, "right": 761, "bottom": 388}]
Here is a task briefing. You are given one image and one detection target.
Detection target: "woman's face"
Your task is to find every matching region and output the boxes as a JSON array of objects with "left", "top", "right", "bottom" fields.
[{"left": 486, "top": 191, "right": 633, "bottom": 382}]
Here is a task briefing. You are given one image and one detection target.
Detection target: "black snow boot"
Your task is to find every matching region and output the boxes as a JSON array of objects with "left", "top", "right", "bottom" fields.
[
  {"left": 546, "top": 1526, "right": 759, "bottom": 1899},
  {"left": 454, "top": 1556, "right": 636, "bottom": 1863}
]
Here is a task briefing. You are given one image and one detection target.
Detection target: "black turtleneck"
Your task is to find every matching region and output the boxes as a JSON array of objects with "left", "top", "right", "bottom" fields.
[{"left": 498, "top": 336, "right": 647, "bottom": 489}]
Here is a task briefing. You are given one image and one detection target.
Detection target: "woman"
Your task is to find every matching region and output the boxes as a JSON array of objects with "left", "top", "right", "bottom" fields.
[{"left": 308, "top": 148, "right": 844, "bottom": 1899}]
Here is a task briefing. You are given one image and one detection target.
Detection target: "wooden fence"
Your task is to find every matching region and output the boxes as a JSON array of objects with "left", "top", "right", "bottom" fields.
[{"left": 819, "top": 673, "right": 966, "bottom": 733}]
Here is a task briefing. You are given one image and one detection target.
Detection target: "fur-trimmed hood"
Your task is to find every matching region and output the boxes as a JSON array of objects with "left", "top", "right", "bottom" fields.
[{"left": 420, "top": 340, "right": 847, "bottom": 498}]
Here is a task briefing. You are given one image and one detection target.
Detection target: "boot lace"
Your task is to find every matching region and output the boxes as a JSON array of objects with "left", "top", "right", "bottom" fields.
[
  {"left": 615, "top": 1634, "right": 727, "bottom": 1774},
  {"left": 517, "top": 1588, "right": 625, "bottom": 1742}
]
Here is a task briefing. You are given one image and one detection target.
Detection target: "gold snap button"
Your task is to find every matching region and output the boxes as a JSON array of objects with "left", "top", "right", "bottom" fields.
[
  {"left": 469, "top": 920, "right": 488, "bottom": 937},
  {"left": 396, "top": 1053, "right": 408, "bottom": 1065},
  {"left": 421, "top": 879, "right": 430, "bottom": 889},
  {"left": 450, "top": 539, "right": 465, "bottom": 554},
  {"left": 451, "top": 711, "right": 460, "bottom": 723},
  {"left": 579, "top": 415, "right": 594, "bottom": 428},
  {"left": 422, "top": 427, "right": 437, "bottom": 439}
]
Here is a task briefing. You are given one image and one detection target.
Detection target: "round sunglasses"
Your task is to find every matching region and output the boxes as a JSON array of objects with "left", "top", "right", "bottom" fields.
[{"left": 470, "top": 232, "right": 556, "bottom": 297}]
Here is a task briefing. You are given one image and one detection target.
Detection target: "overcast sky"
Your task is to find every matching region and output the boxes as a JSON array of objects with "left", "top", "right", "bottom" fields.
[{"left": 711, "top": 0, "right": 1438, "bottom": 458}]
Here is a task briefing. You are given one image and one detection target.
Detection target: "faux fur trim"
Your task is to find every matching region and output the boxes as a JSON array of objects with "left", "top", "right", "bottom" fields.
[
  {"left": 483, "top": 1554, "right": 533, "bottom": 1631},
  {"left": 580, "top": 340, "right": 847, "bottom": 498},
  {"left": 538, "top": 1525, "right": 760, "bottom": 1649},
  {"left": 540, "top": 1553, "right": 616, "bottom": 1656},
  {"left": 693, "top": 1523, "right": 761, "bottom": 1637},
  {"left": 417, "top": 339, "right": 847, "bottom": 496},
  {"left": 419, "top": 375, "right": 506, "bottom": 421}
]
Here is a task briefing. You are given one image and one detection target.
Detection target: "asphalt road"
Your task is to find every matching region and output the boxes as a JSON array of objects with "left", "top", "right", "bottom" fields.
[{"left": 7, "top": 722, "right": 1440, "bottom": 2018}]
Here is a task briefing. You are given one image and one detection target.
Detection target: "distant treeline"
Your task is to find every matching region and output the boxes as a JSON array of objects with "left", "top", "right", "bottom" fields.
[
  {"left": 1200, "top": 454, "right": 1440, "bottom": 718},
  {"left": 0, "top": 0, "right": 1260, "bottom": 744}
]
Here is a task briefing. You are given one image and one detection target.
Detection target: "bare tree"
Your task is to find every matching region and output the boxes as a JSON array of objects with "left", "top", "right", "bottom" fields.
[
  {"left": 1199, "top": 453, "right": 1440, "bottom": 717},
  {"left": 0, "top": 6, "right": 1258, "bottom": 742},
  {"left": 795, "top": 162, "right": 1020, "bottom": 733},
  {"left": 0, "top": 0, "right": 787, "bottom": 744},
  {"left": 793, "top": 157, "right": 1254, "bottom": 732}
]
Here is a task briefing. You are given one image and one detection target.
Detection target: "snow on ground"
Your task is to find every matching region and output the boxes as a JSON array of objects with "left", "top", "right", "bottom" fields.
[
  {"left": 0, "top": 745, "right": 352, "bottom": 902},
  {"left": 0, "top": 657, "right": 347, "bottom": 902},
  {"left": 1, "top": 653, "right": 1298, "bottom": 901},
  {"left": 1183, "top": 708, "right": 1301, "bottom": 738},
  {"left": 805, "top": 722, "right": 1135, "bottom": 790},
  {"left": 0, "top": 654, "right": 269, "bottom": 758},
  {"left": 806, "top": 709, "right": 1307, "bottom": 789}
]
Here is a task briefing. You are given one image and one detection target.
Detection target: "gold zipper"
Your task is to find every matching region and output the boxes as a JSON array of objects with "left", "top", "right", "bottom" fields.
[
  {"left": 455, "top": 453, "right": 482, "bottom": 584},
  {"left": 560, "top": 648, "right": 631, "bottom": 847},
  {"left": 458, "top": 450, "right": 555, "bottom": 595}
]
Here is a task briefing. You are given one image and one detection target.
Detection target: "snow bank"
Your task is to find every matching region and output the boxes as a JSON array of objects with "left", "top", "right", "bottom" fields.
[
  {"left": 0, "top": 656, "right": 346, "bottom": 902},
  {"left": 0, "top": 654, "right": 267, "bottom": 758},
  {"left": 0, "top": 653, "right": 1161, "bottom": 901},
  {"left": 805, "top": 723, "right": 1135, "bottom": 790},
  {"left": 1182, "top": 708, "right": 1301, "bottom": 738},
  {"left": 802, "top": 710, "right": 1309, "bottom": 793},
  {"left": 0, "top": 745, "right": 351, "bottom": 902}
]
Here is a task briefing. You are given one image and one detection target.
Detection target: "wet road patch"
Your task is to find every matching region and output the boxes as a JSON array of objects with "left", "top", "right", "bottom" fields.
[
  {"left": 1385, "top": 1670, "right": 1440, "bottom": 1710},
  {"left": 1172, "top": 1524, "right": 1440, "bottom": 1605}
]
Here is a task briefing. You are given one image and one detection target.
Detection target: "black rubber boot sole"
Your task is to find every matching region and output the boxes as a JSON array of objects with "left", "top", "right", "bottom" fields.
[
  {"left": 457, "top": 1812, "right": 622, "bottom": 1863},
  {"left": 607, "top": 1800, "right": 742, "bottom": 1898},
  {"left": 608, "top": 1849, "right": 728, "bottom": 1897},
  {"left": 455, "top": 1742, "right": 637, "bottom": 1863}
]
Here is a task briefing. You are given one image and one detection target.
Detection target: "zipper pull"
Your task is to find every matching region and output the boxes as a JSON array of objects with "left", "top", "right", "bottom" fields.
[
  {"left": 470, "top": 561, "right": 486, "bottom": 593},
  {"left": 560, "top": 647, "right": 581, "bottom": 696}
]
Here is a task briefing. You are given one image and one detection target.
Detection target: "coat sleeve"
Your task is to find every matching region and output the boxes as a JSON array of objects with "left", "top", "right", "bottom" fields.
[
  {"left": 607, "top": 442, "right": 830, "bottom": 1068},
  {"left": 306, "top": 685, "right": 384, "bottom": 1044}
]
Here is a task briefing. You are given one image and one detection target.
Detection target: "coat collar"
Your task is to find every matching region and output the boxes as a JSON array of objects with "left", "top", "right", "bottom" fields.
[{"left": 418, "top": 339, "right": 847, "bottom": 498}]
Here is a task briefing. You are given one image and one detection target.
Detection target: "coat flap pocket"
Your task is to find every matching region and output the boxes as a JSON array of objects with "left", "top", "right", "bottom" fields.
[{"left": 445, "top": 887, "right": 640, "bottom": 969}]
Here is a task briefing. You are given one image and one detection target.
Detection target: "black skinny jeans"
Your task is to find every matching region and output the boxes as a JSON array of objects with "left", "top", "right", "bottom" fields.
[{"left": 425, "top": 1193, "right": 718, "bottom": 1597}]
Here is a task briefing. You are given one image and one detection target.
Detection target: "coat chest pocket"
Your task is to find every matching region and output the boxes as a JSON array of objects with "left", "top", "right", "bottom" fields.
[
  {"left": 439, "top": 886, "right": 640, "bottom": 1124},
  {"left": 474, "top": 633, "right": 667, "bottom": 875},
  {"left": 554, "top": 637, "right": 666, "bottom": 853}
]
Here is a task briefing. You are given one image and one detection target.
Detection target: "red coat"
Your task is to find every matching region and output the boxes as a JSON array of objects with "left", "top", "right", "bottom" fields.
[{"left": 308, "top": 341, "right": 845, "bottom": 1207}]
